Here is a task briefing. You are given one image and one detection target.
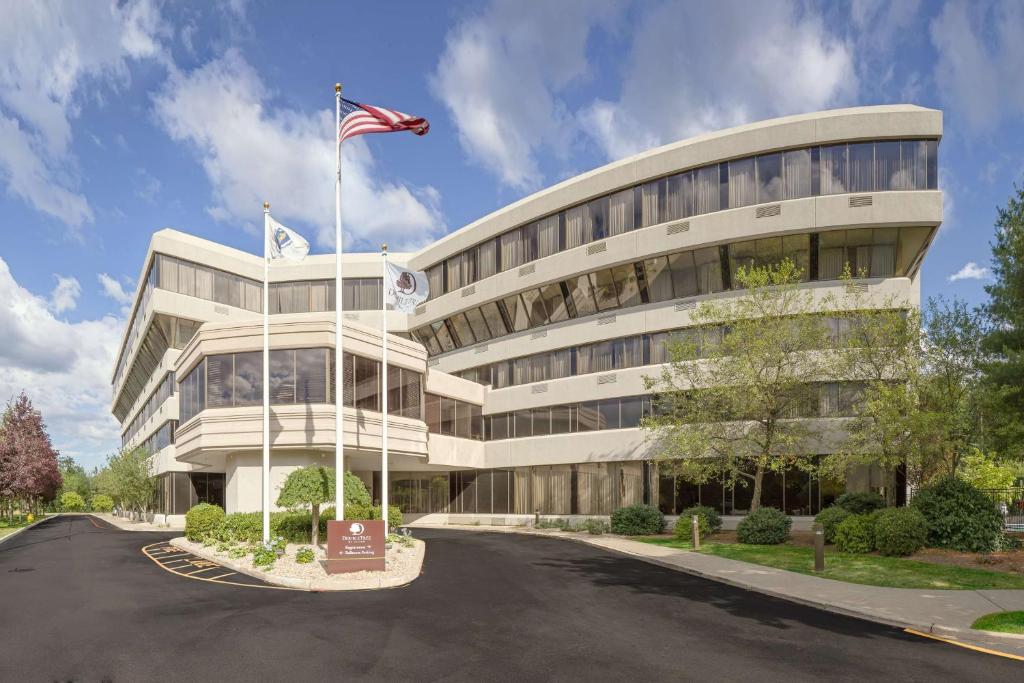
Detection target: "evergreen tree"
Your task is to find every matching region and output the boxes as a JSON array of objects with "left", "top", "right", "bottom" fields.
[{"left": 982, "top": 183, "right": 1024, "bottom": 460}]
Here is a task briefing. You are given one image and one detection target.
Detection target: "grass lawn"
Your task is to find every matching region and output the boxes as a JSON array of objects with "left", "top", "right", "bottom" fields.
[
  {"left": 0, "top": 515, "right": 48, "bottom": 539},
  {"left": 972, "top": 611, "right": 1024, "bottom": 634},
  {"left": 634, "top": 537, "right": 1024, "bottom": 590}
]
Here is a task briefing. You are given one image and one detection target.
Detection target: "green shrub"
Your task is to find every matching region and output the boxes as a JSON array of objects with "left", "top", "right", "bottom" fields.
[
  {"left": 252, "top": 545, "right": 276, "bottom": 567},
  {"left": 872, "top": 507, "right": 928, "bottom": 557},
  {"left": 736, "top": 507, "right": 792, "bottom": 545},
  {"left": 835, "top": 491, "right": 886, "bottom": 515},
  {"left": 215, "top": 540, "right": 233, "bottom": 553},
  {"left": 535, "top": 518, "right": 567, "bottom": 530},
  {"left": 911, "top": 477, "right": 1003, "bottom": 552},
  {"left": 201, "top": 534, "right": 217, "bottom": 547},
  {"left": 185, "top": 503, "right": 225, "bottom": 542},
  {"left": 677, "top": 505, "right": 722, "bottom": 539},
  {"left": 583, "top": 518, "right": 610, "bottom": 535},
  {"left": 89, "top": 494, "right": 114, "bottom": 513},
  {"left": 228, "top": 545, "right": 249, "bottom": 559},
  {"left": 814, "top": 506, "right": 852, "bottom": 544},
  {"left": 222, "top": 512, "right": 263, "bottom": 543},
  {"left": 610, "top": 504, "right": 665, "bottom": 536},
  {"left": 295, "top": 547, "right": 315, "bottom": 564},
  {"left": 59, "top": 491, "right": 86, "bottom": 512},
  {"left": 833, "top": 514, "right": 876, "bottom": 553}
]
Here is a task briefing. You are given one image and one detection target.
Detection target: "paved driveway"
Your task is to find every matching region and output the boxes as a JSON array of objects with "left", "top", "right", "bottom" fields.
[{"left": 0, "top": 515, "right": 1018, "bottom": 681}]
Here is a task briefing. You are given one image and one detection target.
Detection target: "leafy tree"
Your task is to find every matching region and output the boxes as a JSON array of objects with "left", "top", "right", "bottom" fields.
[
  {"left": 957, "top": 448, "right": 1020, "bottom": 490},
  {"left": 643, "top": 260, "right": 839, "bottom": 511},
  {"left": 59, "top": 491, "right": 86, "bottom": 512},
  {"left": 0, "top": 392, "right": 61, "bottom": 520},
  {"left": 90, "top": 494, "right": 114, "bottom": 513},
  {"left": 57, "top": 456, "right": 91, "bottom": 501},
  {"left": 104, "top": 447, "right": 156, "bottom": 517},
  {"left": 276, "top": 468, "right": 369, "bottom": 546},
  {"left": 981, "top": 183, "right": 1024, "bottom": 460}
]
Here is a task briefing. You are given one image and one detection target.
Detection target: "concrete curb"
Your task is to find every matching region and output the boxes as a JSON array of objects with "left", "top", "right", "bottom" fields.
[
  {"left": 416, "top": 524, "right": 1024, "bottom": 651},
  {"left": 0, "top": 513, "right": 61, "bottom": 545},
  {"left": 170, "top": 537, "right": 425, "bottom": 592}
]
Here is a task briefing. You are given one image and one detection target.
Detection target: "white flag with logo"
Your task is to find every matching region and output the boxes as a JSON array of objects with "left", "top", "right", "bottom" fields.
[
  {"left": 384, "top": 262, "right": 429, "bottom": 313},
  {"left": 266, "top": 215, "right": 309, "bottom": 261}
]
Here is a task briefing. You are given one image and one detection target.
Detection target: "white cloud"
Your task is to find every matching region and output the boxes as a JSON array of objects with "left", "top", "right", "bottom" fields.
[
  {"left": 930, "top": 0, "right": 1024, "bottom": 132},
  {"left": 49, "top": 275, "right": 81, "bottom": 313},
  {"left": 98, "top": 273, "right": 134, "bottom": 310},
  {"left": 0, "top": 257, "right": 122, "bottom": 469},
  {"left": 0, "top": 0, "right": 165, "bottom": 232},
  {"left": 431, "top": 0, "right": 620, "bottom": 190},
  {"left": 582, "top": 1, "right": 857, "bottom": 160},
  {"left": 153, "top": 50, "right": 444, "bottom": 251},
  {"left": 948, "top": 261, "right": 991, "bottom": 282}
]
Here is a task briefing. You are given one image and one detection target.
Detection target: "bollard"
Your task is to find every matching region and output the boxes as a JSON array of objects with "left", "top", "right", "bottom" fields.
[
  {"left": 813, "top": 522, "right": 825, "bottom": 572},
  {"left": 535, "top": 508, "right": 540, "bottom": 526},
  {"left": 691, "top": 514, "right": 701, "bottom": 550}
]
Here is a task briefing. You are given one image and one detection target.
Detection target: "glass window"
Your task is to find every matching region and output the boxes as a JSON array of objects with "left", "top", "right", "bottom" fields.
[
  {"left": 874, "top": 141, "right": 901, "bottom": 191},
  {"left": 728, "top": 157, "right": 756, "bottom": 207},
  {"left": 578, "top": 401, "right": 601, "bottom": 431},
  {"left": 536, "top": 215, "right": 560, "bottom": 258},
  {"left": 539, "top": 283, "right": 569, "bottom": 323},
  {"left": 926, "top": 140, "right": 938, "bottom": 189},
  {"left": 620, "top": 396, "right": 643, "bottom": 428},
  {"left": 664, "top": 173, "right": 694, "bottom": 221},
  {"left": 424, "top": 393, "right": 441, "bottom": 433},
  {"left": 565, "top": 274, "right": 598, "bottom": 317},
  {"left": 591, "top": 270, "right": 619, "bottom": 311},
  {"left": 469, "top": 404, "right": 483, "bottom": 440},
  {"left": 846, "top": 228, "right": 874, "bottom": 276},
  {"left": 500, "top": 229, "right": 524, "bottom": 270},
  {"left": 480, "top": 302, "right": 509, "bottom": 338},
  {"left": 413, "top": 327, "right": 442, "bottom": 356},
  {"left": 551, "top": 405, "right": 572, "bottom": 434},
  {"left": 354, "top": 355, "right": 379, "bottom": 411},
  {"left": 588, "top": 196, "right": 609, "bottom": 242},
  {"left": 489, "top": 413, "right": 509, "bottom": 440},
  {"left": 729, "top": 240, "right": 756, "bottom": 283},
  {"left": 644, "top": 256, "right": 674, "bottom": 303},
  {"left": 269, "top": 350, "right": 295, "bottom": 404},
  {"left": 514, "top": 409, "right": 532, "bottom": 438},
  {"left": 897, "top": 226, "right": 931, "bottom": 275},
  {"left": 899, "top": 140, "right": 928, "bottom": 191},
  {"left": 756, "top": 153, "right": 783, "bottom": 203},
  {"left": 478, "top": 239, "right": 497, "bottom": 279},
  {"left": 694, "top": 165, "right": 720, "bottom": 214},
  {"left": 531, "top": 407, "right": 551, "bottom": 436},
  {"left": 819, "top": 144, "right": 848, "bottom": 195},
  {"left": 640, "top": 179, "right": 661, "bottom": 227},
  {"left": 455, "top": 401, "right": 471, "bottom": 439},
  {"left": 296, "top": 348, "right": 327, "bottom": 403},
  {"left": 818, "top": 230, "right": 846, "bottom": 280},
  {"left": 871, "top": 227, "right": 898, "bottom": 277},
  {"left": 565, "top": 204, "right": 588, "bottom": 249},
  {"left": 448, "top": 312, "right": 476, "bottom": 347},
  {"left": 782, "top": 234, "right": 810, "bottom": 280},
  {"left": 502, "top": 294, "right": 530, "bottom": 332},
  {"left": 432, "top": 320, "right": 457, "bottom": 352},
  {"left": 205, "top": 354, "right": 232, "bottom": 408},
  {"left": 849, "top": 142, "right": 874, "bottom": 192},
  {"left": 463, "top": 307, "right": 492, "bottom": 343},
  {"left": 755, "top": 237, "right": 783, "bottom": 268},
  {"left": 783, "top": 148, "right": 811, "bottom": 199},
  {"left": 440, "top": 397, "right": 455, "bottom": 435},
  {"left": 520, "top": 288, "right": 549, "bottom": 327},
  {"left": 612, "top": 264, "right": 642, "bottom": 308},
  {"left": 607, "top": 189, "right": 634, "bottom": 235},
  {"left": 694, "top": 247, "right": 723, "bottom": 294},
  {"left": 599, "top": 399, "right": 620, "bottom": 429},
  {"left": 550, "top": 349, "right": 571, "bottom": 379}
]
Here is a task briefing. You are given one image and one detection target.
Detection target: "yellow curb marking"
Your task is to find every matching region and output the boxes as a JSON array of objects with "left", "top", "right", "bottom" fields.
[
  {"left": 209, "top": 572, "right": 237, "bottom": 580},
  {"left": 141, "top": 542, "right": 298, "bottom": 591},
  {"left": 185, "top": 566, "right": 221, "bottom": 576},
  {"left": 155, "top": 552, "right": 189, "bottom": 559},
  {"left": 904, "top": 628, "right": 1024, "bottom": 662}
]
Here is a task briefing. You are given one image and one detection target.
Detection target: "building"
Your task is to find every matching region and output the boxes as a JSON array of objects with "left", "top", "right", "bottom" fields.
[{"left": 110, "top": 105, "right": 942, "bottom": 525}]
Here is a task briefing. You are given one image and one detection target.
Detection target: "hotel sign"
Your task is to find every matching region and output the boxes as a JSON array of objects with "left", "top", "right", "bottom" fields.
[{"left": 325, "top": 520, "right": 385, "bottom": 573}]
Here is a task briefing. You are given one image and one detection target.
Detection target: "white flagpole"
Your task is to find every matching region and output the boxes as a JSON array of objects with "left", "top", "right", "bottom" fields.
[
  {"left": 334, "top": 83, "right": 345, "bottom": 521},
  {"left": 380, "top": 244, "right": 389, "bottom": 535},
  {"left": 262, "top": 201, "right": 271, "bottom": 544}
]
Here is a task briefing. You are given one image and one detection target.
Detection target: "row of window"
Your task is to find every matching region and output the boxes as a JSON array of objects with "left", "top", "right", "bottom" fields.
[
  {"left": 154, "top": 253, "right": 263, "bottom": 313},
  {"left": 456, "top": 315, "right": 875, "bottom": 389},
  {"left": 425, "top": 139, "right": 938, "bottom": 299},
  {"left": 122, "top": 372, "right": 176, "bottom": 447},
  {"left": 269, "top": 278, "right": 387, "bottom": 314},
  {"left": 424, "top": 393, "right": 485, "bottom": 440},
  {"left": 113, "top": 315, "right": 201, "bottom": 423},
  {"left": 486, "top": 384, "right": 864, "bottom": 441},
  {"left": 138, "top": 420, "right": 176, "bottom": 455},
  {"left": 178, "top": 348, "right": 423, "bottom": 424},
  {"left": 411, "top": 226, "right": 932, "bottom": 357}
]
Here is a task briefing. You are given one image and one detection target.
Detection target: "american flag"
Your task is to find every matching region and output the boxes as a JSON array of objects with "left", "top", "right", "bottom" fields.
[{"left": 339, "top": 98, "right": 429, "bottom": 143}]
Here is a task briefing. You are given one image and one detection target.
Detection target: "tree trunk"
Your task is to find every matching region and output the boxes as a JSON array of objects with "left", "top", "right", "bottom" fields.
[
  {"left": 311, "top": 504, "right": 320, "bottom": 547},
  {"left": 750, "top": 464, "right": 765, "bottom": 512}
]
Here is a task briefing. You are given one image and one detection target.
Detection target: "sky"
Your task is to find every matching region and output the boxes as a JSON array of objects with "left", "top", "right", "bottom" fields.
[{"left": 1, "top": 0, "right": 1023, "bottom": 470}]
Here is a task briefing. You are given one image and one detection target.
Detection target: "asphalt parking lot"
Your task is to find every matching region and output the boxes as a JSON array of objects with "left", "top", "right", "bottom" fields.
[{"left": 0, "top": 515, "right": 1019, "bottom": 682}]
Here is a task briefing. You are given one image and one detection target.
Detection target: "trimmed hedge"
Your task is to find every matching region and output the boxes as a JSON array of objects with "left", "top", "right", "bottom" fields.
[
  {"left": 872, "top": 507, "right": 928, "bottom": 557},
  {"left": 736, "top": 507, "right": 791, "bottom": 545},
  {"left": 835, "top": 491, "right": 886, "bottom": 515},
  {"left": 218, "top": 504, "right": 405, "bottom": 544},
  {"left": 677, "top": 505, "right": 722, "bottom": 539},
  {"left": 911, "top": 477, "right": 1003, "bottom": 553},
  {"left": 833, "top": 514, "right": 875, "bottom": 553},
  {"left": 813, "top": 506, "right": 852, "bottom": 544},
  {"left": 610, "top": 504, "right": 665, "bottom": 536},
  {"left": 185, "top": 503, "right": 225, "bottom": 542}
]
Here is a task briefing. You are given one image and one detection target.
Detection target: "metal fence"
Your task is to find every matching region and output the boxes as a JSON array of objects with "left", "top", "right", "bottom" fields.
[{"left": 982, "top": 487, "right": 1024, "bottom": 532}]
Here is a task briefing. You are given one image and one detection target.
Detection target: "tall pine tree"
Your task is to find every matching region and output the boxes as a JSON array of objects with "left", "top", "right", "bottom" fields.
[{"left": 982, "top": 184, "right": 1024, "bottom": 462}]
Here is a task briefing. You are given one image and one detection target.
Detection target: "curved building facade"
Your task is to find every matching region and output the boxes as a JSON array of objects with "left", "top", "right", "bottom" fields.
[{"left": 110, "top": 105, "right": 942, "bottom": 524}]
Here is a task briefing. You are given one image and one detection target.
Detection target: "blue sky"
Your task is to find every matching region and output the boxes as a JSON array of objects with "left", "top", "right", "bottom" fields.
[{"left": 1, "top": 0, "right": 1022, "bottom": 469}]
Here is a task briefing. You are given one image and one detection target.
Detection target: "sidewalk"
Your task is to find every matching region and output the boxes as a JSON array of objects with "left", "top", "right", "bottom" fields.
[
  {"left": 88, "top": 512, "right": 184, "bottom": 532},
  {"left": 416, "top": 523, "right": 1024, "bottom": 656}
]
